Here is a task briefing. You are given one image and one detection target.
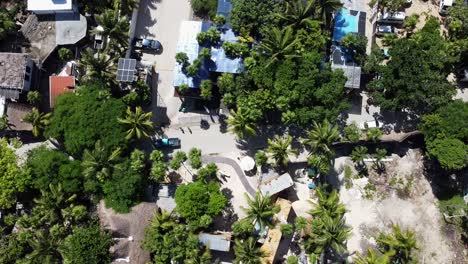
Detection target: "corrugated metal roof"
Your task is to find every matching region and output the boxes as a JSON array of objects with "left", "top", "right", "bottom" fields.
[
  {"left": 260, "top": 173, "right": 294, "bottom": 196},
  {"left": 173, "top": 21, "right": 243, "bottom": 88},
  {"left": 49, "top": 76, "right": 75, "bottom": 108},
  {"left": 198, "top": 233, "right": 231, "bottom": 252}
]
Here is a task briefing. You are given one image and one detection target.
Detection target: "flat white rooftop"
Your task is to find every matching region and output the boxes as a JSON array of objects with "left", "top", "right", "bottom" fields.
[{"left": 27, "top": 0, "right": 72, "bottom": 11}]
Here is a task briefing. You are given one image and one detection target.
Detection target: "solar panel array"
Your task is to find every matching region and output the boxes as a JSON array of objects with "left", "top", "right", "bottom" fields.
[{"left": 116, "top": 58, "right": 136, "bottom": 82}]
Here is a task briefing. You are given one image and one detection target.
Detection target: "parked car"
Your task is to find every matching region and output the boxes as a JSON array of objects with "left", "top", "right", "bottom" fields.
[
  {"left": 152, "top": 138, "right": 181, "bottom": 148},
  {"left": 377, "top": 11, "right": 406, "bottom": 24},
  {"left": 439, "top": 0, "right": 453, "bottom": 15},
  {"left": 376, "top": 25, "right": 396, "bottom": 36},
  {"left": 359, "top": 120, "right": 380, "bottom": 130},
  {"left": 134, "top": 38, "right": 162, "bottom": 52}
]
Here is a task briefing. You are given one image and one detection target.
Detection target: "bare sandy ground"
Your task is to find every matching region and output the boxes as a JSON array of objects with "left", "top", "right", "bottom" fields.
[{"left": 337, "top": 149, "right": 459, "bottom": 263}]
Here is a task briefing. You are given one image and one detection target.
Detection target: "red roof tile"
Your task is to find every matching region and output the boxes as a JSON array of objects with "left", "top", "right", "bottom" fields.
[{"left": 49, "top": 76, "right": 75, "bottom": 108}]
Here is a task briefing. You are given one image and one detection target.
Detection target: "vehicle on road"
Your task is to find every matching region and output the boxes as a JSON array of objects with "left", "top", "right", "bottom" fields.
[
  {"left": 134, "top": 38, "right": 162, "bottom": 52},
  {"left": 439, "top": 0, "right": 453, "bottom": 15},
  {"left": 359, "top": 120, "right": 380, "bottom": 130},
  {"left": 377, "top": 11, "right": 406, "bottom": 24},
  {"left": 152, "top": 138, "right": 181, "bottom": 148},
  {"left": 376, "top": 25, "right": 396, "bottom": 36}
]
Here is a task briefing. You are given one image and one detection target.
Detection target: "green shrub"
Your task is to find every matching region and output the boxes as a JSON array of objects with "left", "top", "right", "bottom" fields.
[
  {"left": 344, "top": 165, "right": 353, "bottom": 189},
  {"left": 175, "top": 52, "right": 189, "bottom": 66},
  {"left": 286, "top": 256, "right": 299, "bottom": 264},
  {"left": 255, "top": 151, "right": 268, "bottom": 167},
  {"left": 197, "top": 27, "right": 221, "bottom": 45},
  {"left": 222, "top": 42, "right": 249, "bottom": 58},
  {"left": 170, "top": 151, "right": 187, "bottom": 170},
  {"left": 200, "top": 80, "right": 213, "bottom": 100},
  {"left": 178, "top": 84, "right": 190, "bottom": 94},
  {"left": 343, "top": 122, "right": 361, "bottom": 142},
  {"left": 199, "top": 47, "right": 212, "bottom": 60},
  {"left": 213, "top": 14, "right": 226, "bottom": 27},
  {"left": 190, "top": 0, "right": 218, "bottom": 18},
  {"left": 189, "top": 148, "right": 202, "bottom": 169},
  {"left": 58, "top": 47, "right": 73, "bottom": 61}
]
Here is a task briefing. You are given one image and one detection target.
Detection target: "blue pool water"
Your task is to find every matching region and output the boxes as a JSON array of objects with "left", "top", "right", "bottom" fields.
[{"left": 333, "top": 8, "right": 358, "bottom": 42}]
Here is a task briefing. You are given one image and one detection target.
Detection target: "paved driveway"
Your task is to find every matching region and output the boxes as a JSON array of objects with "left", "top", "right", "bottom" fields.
[{"left": 135, "top": 0, "right": 192, "bottom": 124}]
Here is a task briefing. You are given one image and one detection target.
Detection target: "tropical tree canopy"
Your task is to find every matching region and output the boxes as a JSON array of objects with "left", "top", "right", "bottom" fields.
[
  {"left": 46, "top": 84, "right": 127, "bottom": 157},
  {"left": 241, "top": 192, "right": 280, "bottom": 230},
  {"left": 233, "top": 237, "right": 265, "bottom": 264},
  {"left": 118, "top": 106, "right": 154, "bottom": 141},
  {"left": 227, "top": 107, "right": 258, "bottom": 139},
  {"left": 22, "top": 107, "right": 51, "bottom": 137},
  {"left": 266, "top": 135, "right": 298, "bottom": 167}
]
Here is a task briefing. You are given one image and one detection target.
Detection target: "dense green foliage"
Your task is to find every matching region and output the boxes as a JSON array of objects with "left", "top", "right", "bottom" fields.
[
  {"left": 59, "top": 223, "right": 114, "bottom": 264},
  {"left": 420, "top": 100, "right": 468, "bottom": 170},
  {"left": 175, "top": 181, "right": 227, "bottom": 223},
  {"left": 447, "top": 0, "right": 468, "bottom": 40},
  {"left": 46, "top": 84, "right": 127, "bottom": 157},
  {"left": 142, "top": 211, "right": 212, "bottom": 263},
  {"left": 0, "top": 7, "right": 16, "bottom": 40},
  {"left": 27, "top": 146, "right": 82, "bottom": 194},
  {"left": 368, "top": 18, "right": 456, "bottom": 115},
  {"left": 102, "top": 154, "right": 145, "bottom": 213},
  {"left": 377, "top": 225, "right": 418, "bottom": 263},
  {"left": 230, "top": 0, "right": 277, "bottom": 37},
  {"left": 190, "top": 0, "right": 218, "bottom": 18},
  {"left": 0, "top": 139, "right": 30, "bottom": 210}
]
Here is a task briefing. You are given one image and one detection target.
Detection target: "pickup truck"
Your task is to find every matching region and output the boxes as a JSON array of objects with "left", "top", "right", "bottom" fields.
[{"left": 153, "top": 138, "right": 181, "bottom": 148}]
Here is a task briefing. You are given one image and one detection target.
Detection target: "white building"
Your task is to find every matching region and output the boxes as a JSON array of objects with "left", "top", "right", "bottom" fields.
[{"left": 27, "top": 0, "right": 74, "bottom": 15}]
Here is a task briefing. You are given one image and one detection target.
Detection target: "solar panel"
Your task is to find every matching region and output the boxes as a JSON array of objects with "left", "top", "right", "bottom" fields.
[{"left": 116, "top": 58, "right": 137, "bottom": 82}]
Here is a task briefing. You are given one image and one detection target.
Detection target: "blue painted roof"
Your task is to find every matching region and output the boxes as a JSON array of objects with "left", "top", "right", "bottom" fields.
[
  {"left": 217, "top": 0, "right": 232, "bottom": 19},
  {"left": 173, "top": 21, "right": 243, "bottom": 88}
]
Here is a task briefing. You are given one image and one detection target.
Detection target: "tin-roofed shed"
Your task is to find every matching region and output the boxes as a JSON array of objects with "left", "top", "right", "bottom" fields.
[
  {"left": 198, "top": 233, "right": 232, "bottom": 252},
  {"left": 260, "top": 173, "right": 294, "bottom": 197}
]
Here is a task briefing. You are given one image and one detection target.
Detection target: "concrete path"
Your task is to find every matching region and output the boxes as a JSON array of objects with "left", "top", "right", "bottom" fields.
[
  {"left": 202, "top": 155, "right": 257, "bottom": 196},
  {"left": 135, "top": 0, "right": 192, "bottom": 125}
]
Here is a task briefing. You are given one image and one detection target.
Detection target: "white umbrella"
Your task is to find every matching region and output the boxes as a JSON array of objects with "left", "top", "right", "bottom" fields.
[{"left": 240, "top": 156, "right": 255, "bottom": 171}]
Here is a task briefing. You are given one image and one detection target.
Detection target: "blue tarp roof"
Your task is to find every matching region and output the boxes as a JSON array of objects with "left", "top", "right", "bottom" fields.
[{"left": 333, "top": 8, "right": 366, "bottom": 42}]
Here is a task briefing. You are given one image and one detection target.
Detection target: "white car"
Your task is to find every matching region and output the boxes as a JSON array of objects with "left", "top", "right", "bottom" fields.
[
  {"left": 376, "top": 25, "right": 396, "bottom": 36},
  {"left": 359, "top": 120, "right": 380, "bottom": 129},
  {"left": 377, "top": 11, "right": 406, "bottom": 24},
  {"left": 439, "top": 0, "right": 453, "bottom": 15}
]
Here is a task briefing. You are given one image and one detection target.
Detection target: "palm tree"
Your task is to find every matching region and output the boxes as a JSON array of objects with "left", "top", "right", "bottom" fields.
[
  {"left": 226, "top": 108, "right": 257, "bottom": 139},
  {"left": 266, "top": 135, "right": 297, "bottom": 168},
  {"left": 82, "top": 140, "right": 121, "bottom": 183},
  {"left": 79, "top": 48, "right": 117, "bottom": 86},
  {"left": 91, "top": 9, "right": 129, "bottom": 48},
  {"left": 233, "top": 237, "right": 265, "bottom": 264},
  {"left": 304, "top": 214, "right": 352, "bottom": 258},
  {"left": 148, "top": 210, "right": 174, "bottom": 233},
  {"left": 0, "top": 115, "right": 9, "bottom": 130},
  {"left": 28, "top": 229, "right": 61, "bottom": 263},
  {"left": 377, "top": 225, "right": 418, "bottom": 263},
  {"left": 27, "top": 90, "right": 42, "bottom": 105},
  {"left": 0, "top": 8, "right": 16, "bottom": 40},
  {"left": 351, "top": 146, "right": 368, "bottom": 171},
  {"left": 22, "top": 107, "right": 51, "bottom": 137},
  {"left": 315, "top": 0, "right": 343, "bottom": 30},
  {"left": 259, "top": 26, "right": 299, "bottom": 67},
  {"left": 309, "top": 188, "right": 346, "bottom": 219},
  {"left": 118, "top": 106, "right": 154, "bottom": 141},
  {"left": 354, "top": 247, "right": 395, "bottom": 264},
  {"left": 241, "top": 192, "right": 280, "bottom": 231},
  {"left": 295, "top": 216, "right": 309, "bottom": 238},
  {"left": 372, "top": 148, "right": 387, "bottom": 173},
  {"left": 113, "top": 0, "right": 139, "bottom": 16},
  {"left": 366, "top": 127, "right": 382, "bottom": 142},
  {"left": 276, "top": 0, "right": 317, "bottom": 29},
  {"left": 33, "top": 183, "right": 77, "bottom": 224},
  {"left": 302, "top": 119, "right": 339, "bottom": 157}
]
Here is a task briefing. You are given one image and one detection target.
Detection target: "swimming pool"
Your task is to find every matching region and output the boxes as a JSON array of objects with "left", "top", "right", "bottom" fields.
[{"left": 332, "top": 8, "right": 359, "bottom": 42}]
